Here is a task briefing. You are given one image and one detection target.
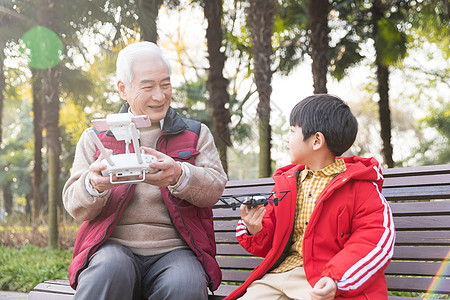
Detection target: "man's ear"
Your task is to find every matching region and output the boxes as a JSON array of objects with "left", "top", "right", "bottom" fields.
[
  {"left": 312, "top": 132, "right": 326, "bottom": 151},
  {"left": 117, "top": 81, "right": 127, "bottom": 100}
]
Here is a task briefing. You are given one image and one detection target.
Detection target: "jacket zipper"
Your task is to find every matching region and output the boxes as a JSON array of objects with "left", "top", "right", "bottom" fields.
[{"left": 156, "top": 131, "right": 215, "bottom": 293}]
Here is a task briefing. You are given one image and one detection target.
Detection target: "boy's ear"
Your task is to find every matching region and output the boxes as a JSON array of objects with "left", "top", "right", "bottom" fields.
[{"left": 312, "top": 132, "right": 326, "bottom": 151}]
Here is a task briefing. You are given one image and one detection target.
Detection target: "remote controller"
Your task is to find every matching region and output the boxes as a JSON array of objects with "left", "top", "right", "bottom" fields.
[
  {"left": 88, "top": 113, "right": 160, "bottom": 184},
  {"left": 100, "top": 152, "right": 159, "bottom": 177}
]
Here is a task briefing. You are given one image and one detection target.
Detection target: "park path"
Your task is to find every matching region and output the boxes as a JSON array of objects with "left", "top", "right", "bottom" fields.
[{"left": 0, "top": 291, "right": 27, "bottom": 300}]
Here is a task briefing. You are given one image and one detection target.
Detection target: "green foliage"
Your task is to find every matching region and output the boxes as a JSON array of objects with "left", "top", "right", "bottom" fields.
[
  {"left": 171, "top": 77, "right": 211, "bottom": 127},
  {"left": 0, "top": 245, "right": 71, "bottom": 292},
  {"left": 272, "top": 1, "right": 308, "bottom": 75},
  {"left": 330, "top": 37, "right": 364, "bottom": 81},
  {"left": 0, "top": 96, "right": 33, "bottom": 200},
  {"left": 408, "top": 0, "right": 450, "bottom": 58},
  {"left": 375, "top": 18, "right": 407, "bottom": 66},
  {"left": 421, "top": 103, "right": 450, "bottom": 164}
]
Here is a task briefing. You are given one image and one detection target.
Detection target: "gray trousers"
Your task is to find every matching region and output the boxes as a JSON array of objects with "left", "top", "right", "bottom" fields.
[{"left": 74, "top": 242, "right": 208, "bottom": 300}]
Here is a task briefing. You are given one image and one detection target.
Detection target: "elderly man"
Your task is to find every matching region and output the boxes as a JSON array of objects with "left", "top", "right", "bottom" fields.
[{"left": 63, "top": 41, "right": 227, "bottom": 300}]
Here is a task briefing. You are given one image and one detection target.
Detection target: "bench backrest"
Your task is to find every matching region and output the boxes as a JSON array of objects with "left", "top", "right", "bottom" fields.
[{"left": 212, "top": 164, "right": 450, "bottom": 297}]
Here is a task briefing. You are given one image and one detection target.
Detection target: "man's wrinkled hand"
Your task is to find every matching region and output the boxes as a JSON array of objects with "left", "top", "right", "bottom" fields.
[
  {"left": 88, "top": 150, "right": 131, "bottom": 193},
  {"left": 139, "top": 146, "right": 182, "bottom": 187}
]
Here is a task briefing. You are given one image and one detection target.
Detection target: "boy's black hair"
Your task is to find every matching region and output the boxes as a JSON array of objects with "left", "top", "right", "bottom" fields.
[{"left": 289, "top": 94, "right": 358, "bottom": 156}]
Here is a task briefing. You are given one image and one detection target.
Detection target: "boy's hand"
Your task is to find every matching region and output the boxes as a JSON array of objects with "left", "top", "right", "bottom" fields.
[
  {"left": 310, "top": 277, "right": 337, "bottom": 300},
  {"left": 239, "top": 204, "right": 265, "bottom": 235}
]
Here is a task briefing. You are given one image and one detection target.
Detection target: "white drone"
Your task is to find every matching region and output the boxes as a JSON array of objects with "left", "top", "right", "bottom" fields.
[{"left": 88, "top": 113, "right": 159, "bottom": 184}]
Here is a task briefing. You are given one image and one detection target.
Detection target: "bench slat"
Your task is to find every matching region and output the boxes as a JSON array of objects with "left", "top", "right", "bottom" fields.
[
  {"left": 216, "top": 244, "right": 253, "bottom": 256},
  {"left": 209, "top": 285, "right": 238, "bottom": 299},
  {"left": 394, "top": 231, "right": 450, "bottom": 245},
  {"left": 214, "top": 202, "right": 450, "bottom": 218},
  {"left": 216, "top": 257, "right": 262, "bottom": 270},
  {"left": 222, "top": 183, "right": 450, "bottom": 200},
  {"left": 28, "top": 281, "right": 74, "bottom": 300},
  {"left": 222, "top": 270, "right": 251, "bottom": 282},
  {"left": 386, "top": 276, "right": 450, "bottom": 294},
  {"left": 382, "top": 164, "right": 450, "bottom": 177},
  {"left": 214, "top": 216, "right": 450, "bottom": 231},
  {"left": 394, "top": 216, "right": 450, "bottom": 229},
  {"left": 383, "top": 185, "right": 450, "bottom": 201},
  {"left": 388, "top": 296, "right": 442, "bottom": 300},
  {"left": 382, "top": 173, "right": 450, "bottom": 188},
  {"left": 216, "top": 229, "right": 450, "bottom": 245},
  {"left": 385, "top": 261, "right": 450, "bottom": 276},
  {"left": 392, "top": 246, "right": 450, "bottom": 261},
  {"left": 222, "top": 185, "right": 274, "bottom": 196},
  {"left": 214, "top": 201, "right": 450, "bottom": 218},
  {"left": 217, "top": 246, "right": 450, "bottom": 261},
  {"left": 390, "top": 201, "right": 450, "bottom": 216}
]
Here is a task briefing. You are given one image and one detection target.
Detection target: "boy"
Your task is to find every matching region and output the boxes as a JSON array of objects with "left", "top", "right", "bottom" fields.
[{"left": 226, "top": 94, "right": 395, "bottom": 300}]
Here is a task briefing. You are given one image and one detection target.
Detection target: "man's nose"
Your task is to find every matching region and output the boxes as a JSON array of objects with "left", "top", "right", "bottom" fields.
[{"left": 152, "top": 86, "right": 165, "bottom": 101}]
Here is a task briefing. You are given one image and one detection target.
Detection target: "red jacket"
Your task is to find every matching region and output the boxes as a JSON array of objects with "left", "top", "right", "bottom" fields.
[
  {"left": 69, "top": 108, "right": 221, "bottom": 292},
  {"left": 227, "top": 156, "right": 395, "bottom": 299}
]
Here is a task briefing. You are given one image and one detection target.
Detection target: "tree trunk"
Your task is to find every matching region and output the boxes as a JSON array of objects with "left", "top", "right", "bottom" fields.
[
  {"left": 3, "top": 182, "right": 12, "bottom": 215},
  {"left": 376, "top": 63, "right": 394, "bottom": 167},
  {"left": 203, "top": 0, "right": 231, "bottom": 174},
  {"left": 373, "top": 0, "right": 394, "bottom": 168},
  {"left": 1, "top": 43, "right": 5, "bottom": 219},
  {"left": 137, "top": 0, "right": 163, "bottom": 43},
  {"left": 0, "top": 47, "right": 4, "bottom": 152},
  {"left": 38, "top": 0, "right": 62, "bottom": 248},
  {"left": 32, "top": 69, "right": 43, "bottom": 227},
  {"left": 247, "top": 0, "right": 276, "bottom": 178},
  {"left": 308, "top": 0, "right": 330, "bottom": 94}
]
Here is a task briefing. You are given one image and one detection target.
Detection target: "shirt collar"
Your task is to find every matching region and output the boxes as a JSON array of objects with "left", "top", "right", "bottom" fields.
[{"left": 301, "top": 158, "right": 346, "bottom": 182}]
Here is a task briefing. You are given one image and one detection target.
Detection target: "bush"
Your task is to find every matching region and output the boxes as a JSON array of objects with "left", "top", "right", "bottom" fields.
[
  {"left": 0, "top": 245, "right": 72, "bottom": 292},
  {"left": 0, "top": 218, "right": 79, "bottom": 249}
]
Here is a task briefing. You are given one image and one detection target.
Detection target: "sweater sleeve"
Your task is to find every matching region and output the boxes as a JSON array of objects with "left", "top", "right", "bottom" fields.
[
  {"left": 236, "top": 202, "right": 276, "bottom": 258},
  {"left": 169, "top": 124, "right": 227, "bottom": 207},
  {"left": 62, "top": 129, "right": 111, "bottom": 222},
  {"left": 321, "top": 181, "right": 395, "bottom": 297}
]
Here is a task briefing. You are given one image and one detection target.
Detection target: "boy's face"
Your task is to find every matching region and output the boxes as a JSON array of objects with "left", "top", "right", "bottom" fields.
[{"left": 286, "top": 126, "right": 314, "bottom": 165}]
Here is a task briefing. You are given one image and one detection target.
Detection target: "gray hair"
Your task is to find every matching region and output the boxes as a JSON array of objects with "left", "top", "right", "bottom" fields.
[{"left": 116, "top": 41, "right": 172, "bottom": 86}]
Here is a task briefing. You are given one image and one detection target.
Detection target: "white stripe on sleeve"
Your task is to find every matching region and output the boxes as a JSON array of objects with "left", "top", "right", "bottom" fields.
[{"left": 336, "top": 182, "right": 395, "bottom": 291}]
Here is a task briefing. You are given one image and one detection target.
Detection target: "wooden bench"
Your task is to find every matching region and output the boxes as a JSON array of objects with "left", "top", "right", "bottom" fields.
[{"left": 29, "top": 164, "right": 450, "bottom": 300}]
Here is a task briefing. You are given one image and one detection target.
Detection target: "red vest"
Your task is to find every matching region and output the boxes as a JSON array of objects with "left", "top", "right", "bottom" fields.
[{"left": 69, "top": 109, "right": 221, "bottom": 292}]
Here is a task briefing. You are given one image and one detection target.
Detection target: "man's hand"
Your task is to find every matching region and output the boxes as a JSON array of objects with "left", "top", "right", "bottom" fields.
[
  {"left": 310, "top": 277, "right": 337, "bottom": 300},
  {"left": 239, "top": 203, "right": 265, "bottom": 235},
  {"left": 88, "top": 150, "right": 130, "bottom": 193},
  {"left": 139, "top": 146, "right": 182, "bottom": 187}
]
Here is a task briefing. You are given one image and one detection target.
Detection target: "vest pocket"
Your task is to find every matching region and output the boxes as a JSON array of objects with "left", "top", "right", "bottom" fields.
[{"left": 166, "top": 148, "right": 200, "bottom": 162}]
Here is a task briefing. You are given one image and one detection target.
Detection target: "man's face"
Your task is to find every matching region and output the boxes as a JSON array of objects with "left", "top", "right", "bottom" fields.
[{"left": 118, "top": 54, "right": 172, "bottom": 122}]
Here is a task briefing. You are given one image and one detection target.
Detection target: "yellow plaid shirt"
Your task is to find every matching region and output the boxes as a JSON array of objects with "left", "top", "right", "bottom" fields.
[{"left": 271, "top": 159, "right": 346, "bottom": 273}]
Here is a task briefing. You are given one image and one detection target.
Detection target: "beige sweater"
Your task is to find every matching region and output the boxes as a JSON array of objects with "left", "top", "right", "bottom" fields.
[{"left": 63, "top": 121, "right": 227, "bottom": 256}]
